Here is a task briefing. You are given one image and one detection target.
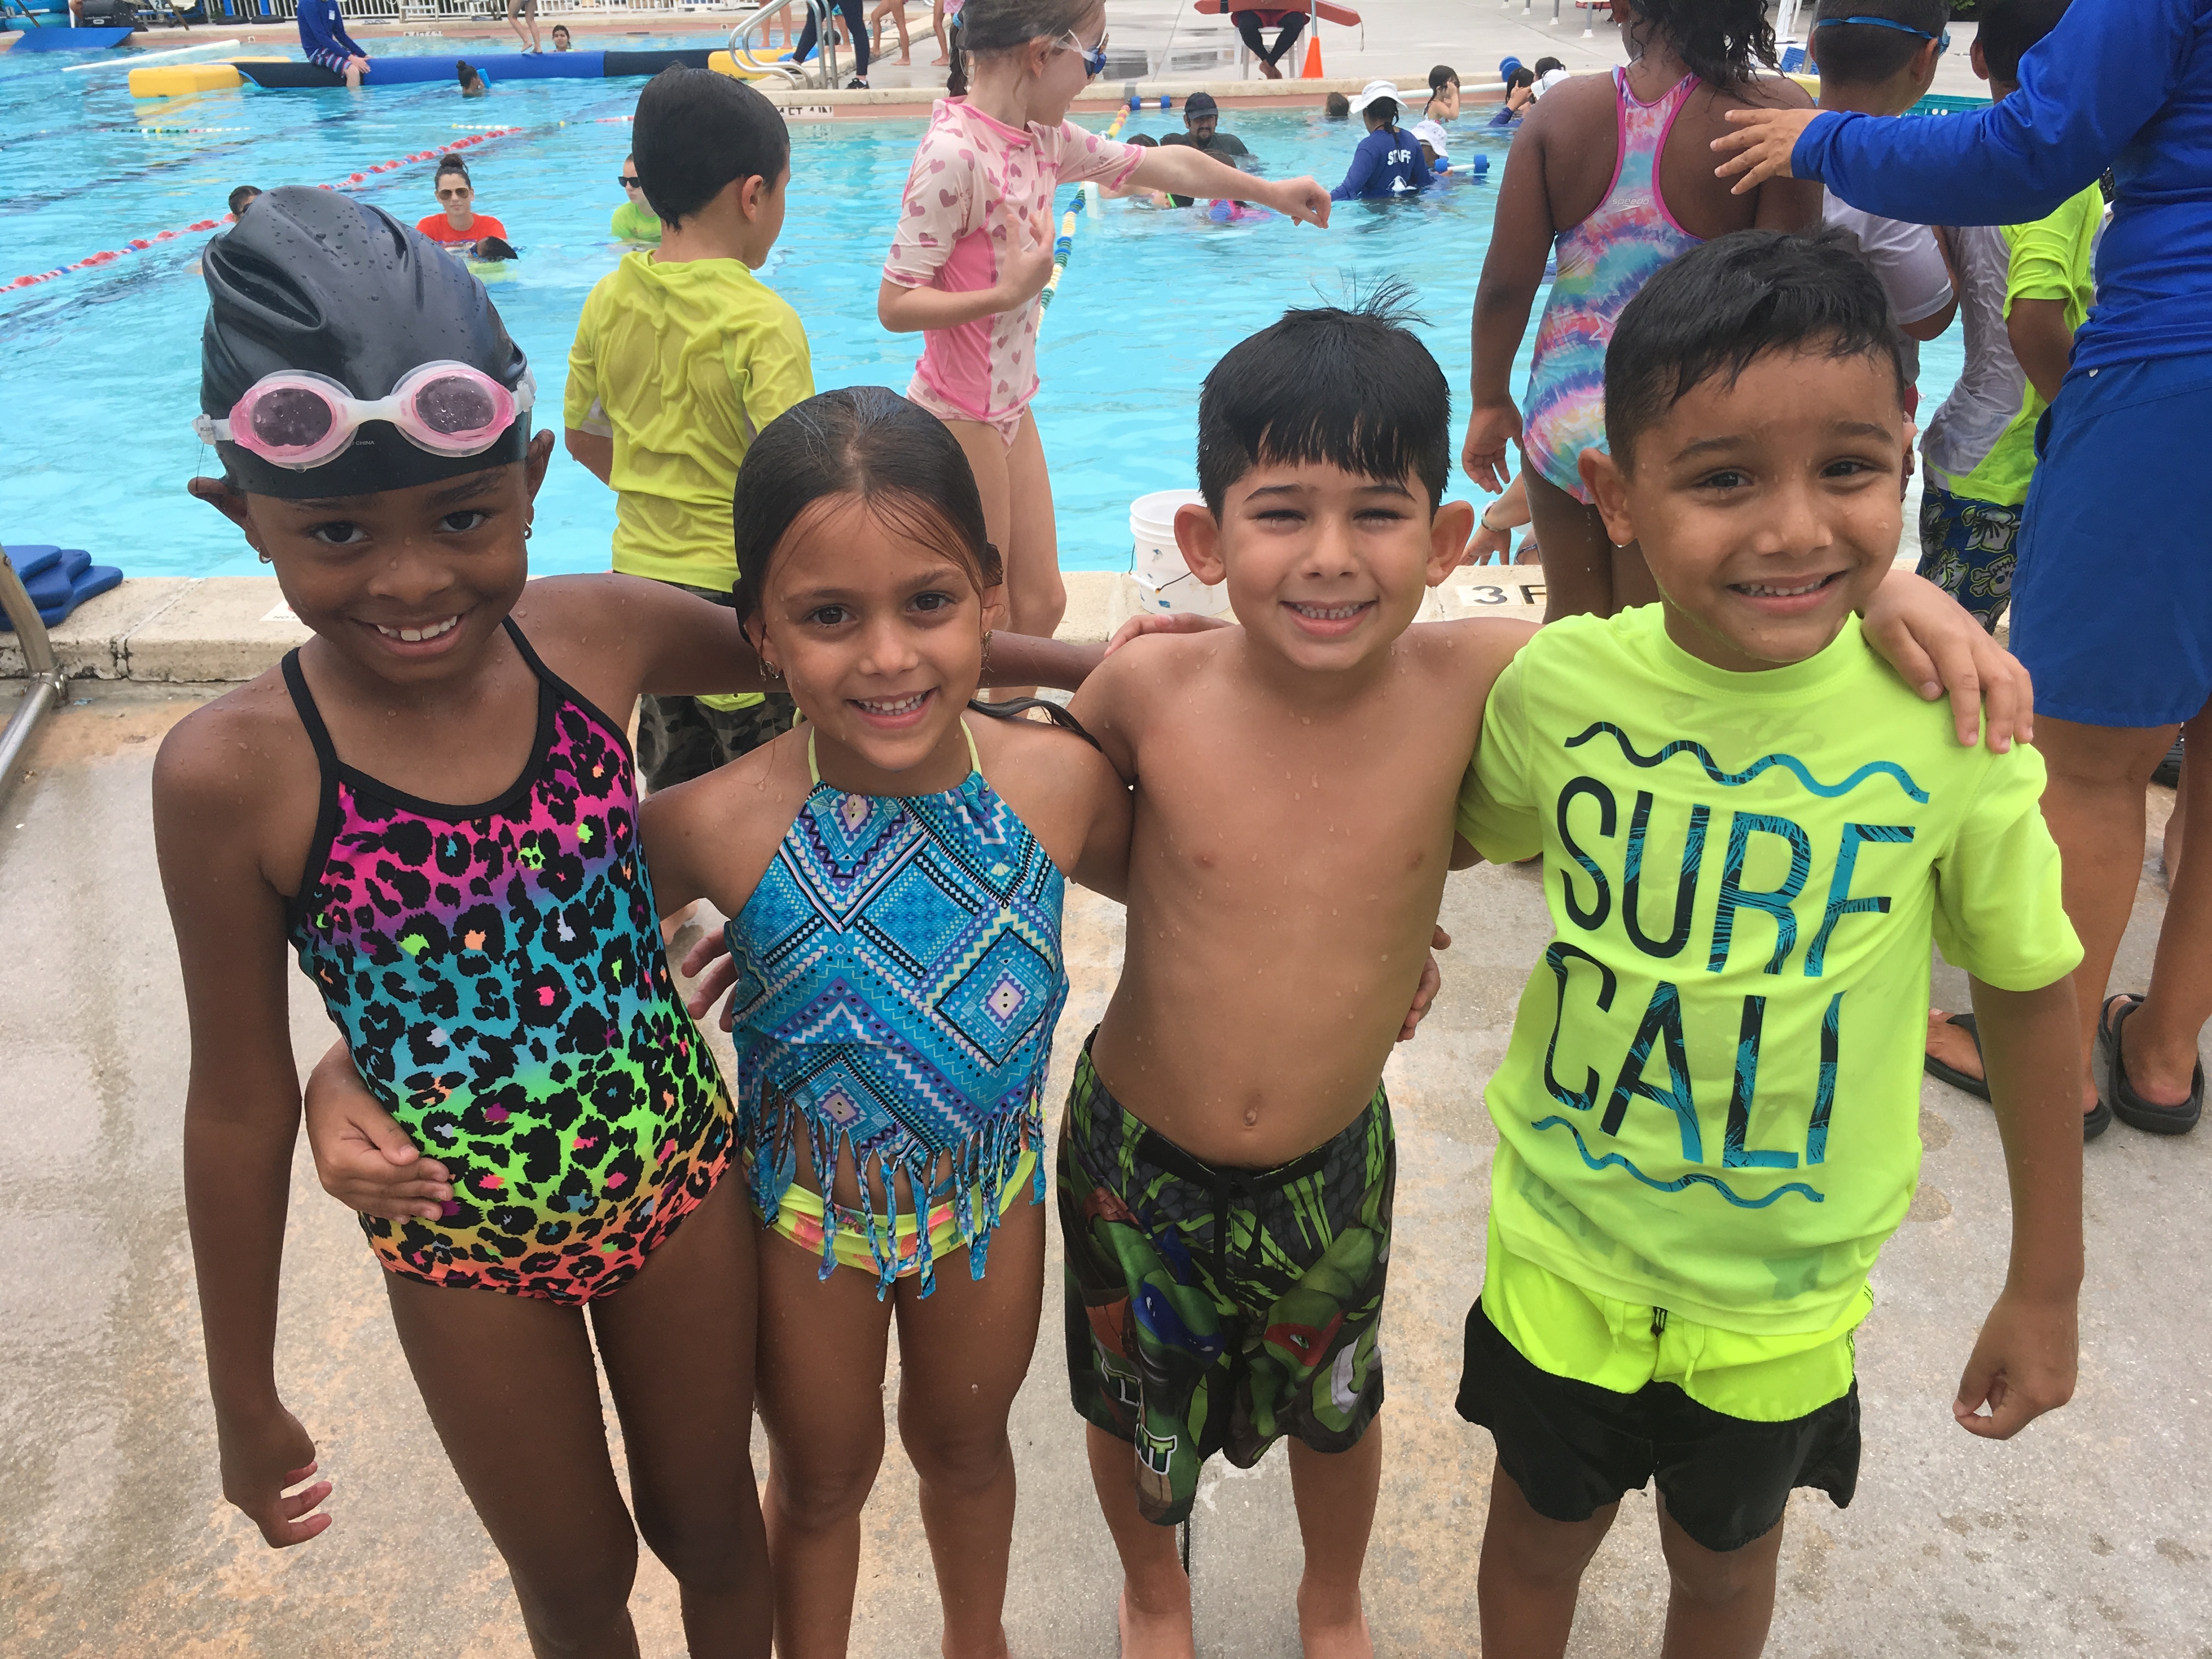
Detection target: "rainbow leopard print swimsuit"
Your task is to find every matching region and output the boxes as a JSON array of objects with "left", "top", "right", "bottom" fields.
[
  {"left": 283, "top": 620, "right": 733, "bottom": 1304},
  {"left": 726, "top": 719, "right": 1068, "bottom": 1298}
]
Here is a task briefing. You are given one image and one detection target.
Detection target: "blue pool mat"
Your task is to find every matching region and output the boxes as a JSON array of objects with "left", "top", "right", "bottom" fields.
[
  {"left": 4, "top": 546, "right": 123, "bottom": 629},
  {"left": 8, "top": 26, "right": 136, "bottom": 48}
]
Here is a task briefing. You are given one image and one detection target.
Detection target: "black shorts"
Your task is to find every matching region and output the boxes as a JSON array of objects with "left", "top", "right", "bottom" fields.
[{"left": 1455, "top": 1297, "right": 1860, "bottom": 1554}]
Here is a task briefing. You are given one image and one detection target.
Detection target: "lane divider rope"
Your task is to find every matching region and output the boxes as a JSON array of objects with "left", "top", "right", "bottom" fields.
[
  {"left": 1037, "top": 105, "right": 1128, "bottom": 318},
  {"left": 7, "top": 125, "right": 524, "bottom": 291}
]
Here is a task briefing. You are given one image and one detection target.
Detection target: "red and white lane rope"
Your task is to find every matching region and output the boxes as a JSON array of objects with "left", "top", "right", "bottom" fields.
[{"left": 7, "top": 125, "right": 524, "bottom": 291}]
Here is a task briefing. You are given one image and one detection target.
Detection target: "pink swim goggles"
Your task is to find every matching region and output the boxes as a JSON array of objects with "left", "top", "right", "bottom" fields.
[{"left": 193, "top": 361, "right": 534, "bottom": 470}]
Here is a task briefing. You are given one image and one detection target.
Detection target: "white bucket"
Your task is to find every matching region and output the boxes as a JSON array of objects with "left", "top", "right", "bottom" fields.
[
  {"left": 1132, "top": 569, "right": 1234, "bottom": 619},
  {"left": 1130, "top": 488, "right": 1209, "bottom": 597}
]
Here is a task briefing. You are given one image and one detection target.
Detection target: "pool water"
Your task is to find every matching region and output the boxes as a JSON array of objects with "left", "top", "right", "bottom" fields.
[{"left": 1, "top": 48, "right": 1966, "bottom": 577}]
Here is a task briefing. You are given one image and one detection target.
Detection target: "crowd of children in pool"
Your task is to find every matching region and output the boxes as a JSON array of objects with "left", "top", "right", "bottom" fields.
[{"left": 156, "top": 0, "right": 2212, "bottom": 1654}]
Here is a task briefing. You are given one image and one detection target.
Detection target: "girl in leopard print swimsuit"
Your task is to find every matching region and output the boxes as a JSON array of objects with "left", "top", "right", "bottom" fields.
[{"left": 155, "top": 188, "right": 791, "bottom": 1654}]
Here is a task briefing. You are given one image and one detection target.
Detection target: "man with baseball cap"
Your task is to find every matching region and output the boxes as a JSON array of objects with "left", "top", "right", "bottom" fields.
[{"left": 1162, "top": 91, "right": 1254, "bottom": 206}]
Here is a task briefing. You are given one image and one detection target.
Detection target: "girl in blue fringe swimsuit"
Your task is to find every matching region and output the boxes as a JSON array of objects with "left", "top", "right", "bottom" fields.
[{"left": 644, "top": 384, "right": 1131, "bottom": 1659}]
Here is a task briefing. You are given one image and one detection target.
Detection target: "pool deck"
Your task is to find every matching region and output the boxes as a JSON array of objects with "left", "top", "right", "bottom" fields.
[
  {"left": 2, "top": 0, "right": 1999, "bottom": 109},
  {"left": 2, "top": 603, "right": 2208, "bottom": 1656}
]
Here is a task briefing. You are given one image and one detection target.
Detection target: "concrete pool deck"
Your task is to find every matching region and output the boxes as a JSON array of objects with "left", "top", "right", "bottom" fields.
[{"left": 2, "top": 623, "right": 2207, "bottom": 1656}]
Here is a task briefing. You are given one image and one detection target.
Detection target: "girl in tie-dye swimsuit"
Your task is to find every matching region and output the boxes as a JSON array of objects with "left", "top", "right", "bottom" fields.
[
  {"left": 157, "top": 188, "right": 781, "bottom": 1654},
  {"left": 1461, "top": 0, "right": 1822, "bottom": 618},
  {"left": 640, "top": 386, "right": 1132, "bottom": 1659}
]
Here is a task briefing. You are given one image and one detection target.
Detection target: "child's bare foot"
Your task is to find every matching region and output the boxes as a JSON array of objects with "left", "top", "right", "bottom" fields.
[
  {"left": 932, "top": 52, "right": 951, "bottom": 64},
  {"left": 898, "top": 51, "right": 911, "bottom": 63},
  {"left": 1118, "top": 1583, "right": 1195, "bottom": 1659},
  {"left": 1295, "top": 1582, "right": 1373, "bottom": 1659}
]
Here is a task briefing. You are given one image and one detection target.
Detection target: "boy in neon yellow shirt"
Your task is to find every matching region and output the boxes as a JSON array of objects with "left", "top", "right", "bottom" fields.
[
  {"left": 565, "top": 70, "right": 811, "bottom": 791},
  {"left": 1453, "top": 230, "right": 2085, "bottom": 1655}
]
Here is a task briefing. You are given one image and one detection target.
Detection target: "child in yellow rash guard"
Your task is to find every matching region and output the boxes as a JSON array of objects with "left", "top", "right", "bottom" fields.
[
  {"left": 563, "top": 71, "right": 812, "bottom": 791},
  {"left": 1450, "top": 229, "right": 2085, "bottom": 1651}
]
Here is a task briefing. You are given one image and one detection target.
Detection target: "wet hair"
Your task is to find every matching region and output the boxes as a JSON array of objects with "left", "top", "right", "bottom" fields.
[
  {"left": 551, "top": 21, "right": 569, "bottom": 33},
  {"left": 1532, "top": 55, "right": 1565, "bottom": 76},
  {"left": 1428, "top": 63, "right": 1459, "bottom": 91},
  {"left": 1126, "top": 131, "right": 1158, "bottom": 147},
  {"left": 1604, "top": 228, "right": 1907, "bottom": 470},
  {"left": 945, "top": 0, "right": 1097, "bottom": 97},
  {"left": 1196, "top": 283, "right": 1451, "bottom": 515},
  {"left": 227, "top": 184, "right": 262, "bottom": 217},
  {"left": 1364, "top": 97, "right": 1401, "bottom": 128},
  {"left": 1622, "top": 0, "right": 1774, "bottom": 88},
  {"left": 731, "top": 386, "right": 1002, "bottom": 625},
  {"left": 199, "top": 186, "right": 530, "bottom": 499},
  {"left": 456, "top": 60, "right": 483, "bottom": 90},
  {"left": 1324, "top": 89, "right": 1351, "bottom": 117},
  {"left": 631, "top": 66, "right": 789, "bottom": 227},
  {"left": 1505, "top": 66, "right": 1536, "bottom": 91},
  {"left": 435, "top": 153, "right": 471, "bottom": 185},
  {"left": 1979, "top": 0, "right": 2072, "bottom": 86},
  {"left": 1809, "top": 0, "right": 1947, "bottom": 84}
]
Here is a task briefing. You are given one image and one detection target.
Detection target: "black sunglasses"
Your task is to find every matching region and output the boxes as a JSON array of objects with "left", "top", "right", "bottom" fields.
[{"left": 619, "top": 174, "right": 641, "bottom": 187}]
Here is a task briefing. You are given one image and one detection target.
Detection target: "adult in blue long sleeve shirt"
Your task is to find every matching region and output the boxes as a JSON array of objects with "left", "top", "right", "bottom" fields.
[
  {"left": 298, "top": 0, "right": 371, "bottom": 89},
  {"left": 1716, "top": 0, "right": 2212, "bottom": 1140},
  {"left": 1331, "top": 86, "right": 1433, "bottom": 200}
]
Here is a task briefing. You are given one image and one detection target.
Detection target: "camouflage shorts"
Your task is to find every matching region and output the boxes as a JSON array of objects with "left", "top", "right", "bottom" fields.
[
  {"left": 634, "top": 580, "right": 797, "bottom": 792},
  {"left": 1060, "top": 1039, "right": 1392, "bottom": 1526},
  {"left": 636, "top": 689, "right": 798, "bottom": 792}
]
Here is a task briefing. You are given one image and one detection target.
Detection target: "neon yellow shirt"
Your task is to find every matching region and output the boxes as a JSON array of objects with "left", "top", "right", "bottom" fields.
[
  {"left": 610, "top": 200, "right": 662, "bottom": 242},
  {"left": 1925, "top": 183, "right": 2102, "bottom": 507},
  {"left": 563, "top": 251, "right": 813, "bottom": 592},
  {"left": 1457, "top": 608, "right": 2080, "bottom": 1335}
]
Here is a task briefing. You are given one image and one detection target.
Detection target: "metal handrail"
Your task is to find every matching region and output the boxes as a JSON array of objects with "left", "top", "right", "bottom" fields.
[
  {"left": 729, "top": 0, "right": 830, "bottom": 87},
  {"left": 0, "top": 546, "right": 65, "bottom": 810}
]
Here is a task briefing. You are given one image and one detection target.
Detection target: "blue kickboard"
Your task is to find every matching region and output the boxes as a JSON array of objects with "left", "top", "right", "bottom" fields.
[
  {"left": 3, "top": 546, "right": 122, "bottom": 630},
  {"left": 8, "top": 25, "right": 136, "bottom": 48}
]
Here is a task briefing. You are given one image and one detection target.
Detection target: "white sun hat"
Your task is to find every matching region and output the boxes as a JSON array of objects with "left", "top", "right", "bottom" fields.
[{"left": 1348, "top": 79, "right": 1405, "bottom": 116}]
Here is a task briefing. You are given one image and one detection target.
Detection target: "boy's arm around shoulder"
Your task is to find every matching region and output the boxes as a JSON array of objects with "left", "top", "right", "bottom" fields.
[
  {"left": 1066, "top": 624, "right": 1205, "bottom": 788},
  {"left": 151, "top": 696, "right": 334, "bottom": 1548},
  {"left": 1413, "top": 616, "right": 1538, "bottom": 868}
]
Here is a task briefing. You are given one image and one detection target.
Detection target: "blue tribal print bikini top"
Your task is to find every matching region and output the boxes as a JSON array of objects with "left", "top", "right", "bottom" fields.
[{"left": 725, "top": 718, "right": 1068, "bottom": 1295}]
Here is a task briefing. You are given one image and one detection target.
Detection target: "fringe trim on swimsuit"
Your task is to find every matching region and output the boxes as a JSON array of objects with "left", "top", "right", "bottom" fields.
[{"left": 751, "top": 1088, "right": 1048, "bottom": 1300}]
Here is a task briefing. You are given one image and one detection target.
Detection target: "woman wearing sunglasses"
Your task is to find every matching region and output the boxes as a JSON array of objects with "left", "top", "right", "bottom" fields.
[
  {"left": 880, "top": 0, "right": 1330, "bottom": 700},
  {"left": 415, "top": 156, "right": 507, "bottom": 258},
  {"left": 611, "top": 153, "right": 662, "bottom": 243}
]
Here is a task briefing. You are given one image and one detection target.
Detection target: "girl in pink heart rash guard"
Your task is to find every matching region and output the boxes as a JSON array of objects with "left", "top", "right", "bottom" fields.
[{"left": 878, "top": 0, "right": 1330, "bottom": 676}]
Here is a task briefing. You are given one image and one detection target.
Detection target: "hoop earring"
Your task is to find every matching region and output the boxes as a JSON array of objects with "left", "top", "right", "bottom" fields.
[
  {"left": 523, "top": 522, "right": 534, "bottom": 541},
  {"left": 761, "top": 657, "right": 784, "bottom": 681}
]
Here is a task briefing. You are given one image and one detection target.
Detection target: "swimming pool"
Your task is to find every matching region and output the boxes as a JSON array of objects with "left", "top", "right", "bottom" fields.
[{"left": 1, "top": 49, "right": 1966, "bottom": 577}]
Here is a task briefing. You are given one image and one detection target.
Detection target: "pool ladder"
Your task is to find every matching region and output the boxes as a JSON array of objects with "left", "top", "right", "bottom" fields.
[
  {"left": 727, "top": 0, "right": 838, "bottom": 89},
  {"left": 0, "top": 546, "right": 62, "bottom": 810}
]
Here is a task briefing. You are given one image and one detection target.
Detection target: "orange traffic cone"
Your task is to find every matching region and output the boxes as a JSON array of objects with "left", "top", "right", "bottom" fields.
[{"left": 1300, "top": 30, "right": 1323, "bottom": 78}]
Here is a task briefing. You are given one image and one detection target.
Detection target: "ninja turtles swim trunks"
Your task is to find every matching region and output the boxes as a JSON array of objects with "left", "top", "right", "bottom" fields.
[{"left": 1059, "top": 1038, "right": 1393, "bottom": 1526}]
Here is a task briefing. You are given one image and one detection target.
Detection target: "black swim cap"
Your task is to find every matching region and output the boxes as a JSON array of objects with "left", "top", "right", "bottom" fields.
[{"left": 199, "top": 184, "right": 531, "bottom": 499}]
